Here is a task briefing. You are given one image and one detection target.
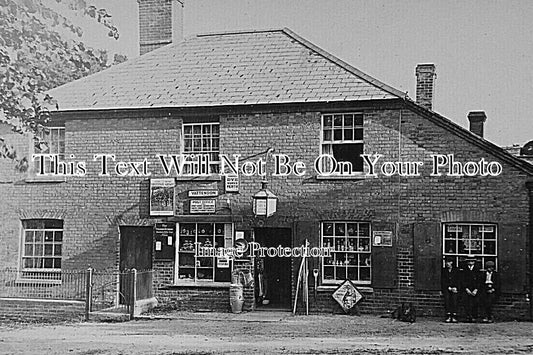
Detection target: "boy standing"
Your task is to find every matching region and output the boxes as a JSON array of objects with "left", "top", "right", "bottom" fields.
[
  {"left": 441, "top": 257, "right": 460, "bottom": 322},
  {"left": 480, "top": 261, "right": 500, "bottom": 323},
  {"left": 462, "top": 255, "right": 480, "bottom": 322}
]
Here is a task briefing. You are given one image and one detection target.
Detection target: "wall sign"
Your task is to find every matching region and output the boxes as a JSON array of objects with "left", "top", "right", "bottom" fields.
[
  {"left": 332, "top": 280, "right": 363, "bottom": 313},
  {"left": 154, "top": 222, "right": 175, "bottom": 260},
  {"left": 188, "top": 190, "right": 218, "bottom": 198},
  {"left": 150, "top": 178, "right": 175, "bottom": 216},
  {"left": 225, "top": 175, "right": 239, "bottom": 192},
  {"left": 373, "top": 231, "right": 393, "bottom": 247},
  {"left": 190, "top": 199, "right": 216, "bottom": 213}
]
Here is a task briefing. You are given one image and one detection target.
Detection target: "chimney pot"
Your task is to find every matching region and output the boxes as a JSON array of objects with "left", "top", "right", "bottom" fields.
[
  {"left": 415, "top": 63, "right": 436, "bottom": 110},
  {"left": 468, "top": 111, "right": 487, "bottom": 138}
]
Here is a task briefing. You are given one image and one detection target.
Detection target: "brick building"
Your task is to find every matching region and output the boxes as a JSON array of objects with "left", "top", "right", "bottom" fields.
[{"left": 1, "top": 2, "right": 532, "bottom": 319}]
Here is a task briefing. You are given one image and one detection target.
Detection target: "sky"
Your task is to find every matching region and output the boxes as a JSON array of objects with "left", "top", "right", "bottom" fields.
[{"left": 74, "top": 0, "right": 532, "bottom": 147}]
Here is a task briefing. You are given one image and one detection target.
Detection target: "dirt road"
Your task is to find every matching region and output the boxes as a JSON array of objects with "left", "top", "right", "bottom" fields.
[{"left": 1, "top": 312, "right": 533, "bottom": 354}]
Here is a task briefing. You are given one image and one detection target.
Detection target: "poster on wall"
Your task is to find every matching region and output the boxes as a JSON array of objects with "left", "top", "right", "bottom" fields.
[
  {"left": 150, "top": 178, "right": 175, "bottom": 216},
  {"left": 373, "top": 231, "right": 393, "bottom": 247}
]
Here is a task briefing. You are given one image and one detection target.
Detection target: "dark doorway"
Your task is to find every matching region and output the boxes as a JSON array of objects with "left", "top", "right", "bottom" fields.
[
  {"left": 119, "top": 226, "right": 153, "bottom": 303},
  {"left": 254, "top": 228, "right": 292, "bottom": 309}
]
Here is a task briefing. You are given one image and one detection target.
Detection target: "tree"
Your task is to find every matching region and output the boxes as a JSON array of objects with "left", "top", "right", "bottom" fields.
[{"left": 0, "top": 0, "right": 124, "bottom": 171}]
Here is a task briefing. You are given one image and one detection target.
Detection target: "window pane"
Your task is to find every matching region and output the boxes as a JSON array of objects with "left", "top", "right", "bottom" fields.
[
  {"left": 332, "top": 143, "right": 363, "bottom": 172},
  {"left": 344, "top": 129, "right": 353, "bottom": 140},
  {"left": 333, "top": 129, "right": 342, "bottom": 141},
  {"left": 35, "top": 244, "right": 43, "bottom": 256},
  {"left": 45, "top": 220, "right": 63, "bottom": 229},
  {"left": 333, "top": 115, "right": 342, "bottom": 127},
  {"left": 323, "top": 223, "right": 333, "bottom": 236},
  {"left": 354, "top": 128, "right": 363, "bottom": 140},
  {"left": 35, "top": 231, "right": 44, "bottom": 243},
  {"left": 54, "top": 231, "right": 63, "bottom": 242},
  {"left": 45, "top": 231, "right": 54, "bottom": 242},
  {"left": 55, "top": 244, "right": 62, "bottom": 256},
  {"left": 323, "top": 115, "right": 332, "bottom": 127},
  {"left": 24, "top": 244, "right": 33, "bottom": 256},
  {"left": 25, "top": 231, "right": 34, "bottom": 242},
  {"left": 54, "top": 259, "right": 61, "bottom": 269},
  {"left": 344, "top": 114, "right": 353, "bottom": 127},
  {"left": 354, "top": 115, "right": 363, "bottom": 126},
  {"left": 323, "top": 129, "right": 332, "bottom": 141},
  {"left": 44, "top": 244, "right": 53, "bottom": 256},
  {"left": 44, "top": 258, "right": 53, "bottom": 268}
]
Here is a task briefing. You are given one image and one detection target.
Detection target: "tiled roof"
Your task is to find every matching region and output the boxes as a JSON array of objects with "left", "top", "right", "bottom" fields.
[{"left": 48, "top": 28, "right": 405, "bottom": 111}]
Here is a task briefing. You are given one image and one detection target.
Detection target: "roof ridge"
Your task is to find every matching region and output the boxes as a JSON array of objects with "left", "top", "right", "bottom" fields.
[
  {"left": 196, "top": 28, "right": 285, "bottom": 37},
  {"left": 280, "top": 28, "right": 406, "bottom": 99}
]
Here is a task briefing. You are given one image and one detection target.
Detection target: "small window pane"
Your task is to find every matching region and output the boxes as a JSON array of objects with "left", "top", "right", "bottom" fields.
[
  {"left": 25, "top": 231, "right": 34, "bottom": 242},
  {"left": 333, "top": 129, "right": 342, "bottom": 141},
  {"left": 354, "top": 115, "right": 363, "bottom": 126},
  {"left": 355, "top": 129, "right": 363, "bottom": 140},
  {"left": 54, "top": 231, "right": 63, "bottom": 242},
  {"left": 45, "top": 231, "right": 54, "bottom": 242},
  {"left": 323, "top": 129, "right": 332, "bottom": 141},
  {"left": 344, "top": 114, "right": 353, "bottom": 127},
  {"left": 35, "top": 231, "right": 44, "bottom": 243},
  {"left": 344, "top": 129, "right": 353, "bottom": 140},
  {"left": 333, "top": 115, "right": 342, "bottom": 127}
]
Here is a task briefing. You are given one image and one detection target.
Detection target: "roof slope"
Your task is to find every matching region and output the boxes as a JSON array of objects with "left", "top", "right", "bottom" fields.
[{"left": 48, "top": 28, "right": 404, "bottom": 111}]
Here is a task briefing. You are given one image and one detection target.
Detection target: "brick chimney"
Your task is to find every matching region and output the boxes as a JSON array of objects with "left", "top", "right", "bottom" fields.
[
  {"left": 415, "top": 64, "right": 436, "bottom": 110},
  {"left": 138, "top": 0, "right": 184, "bottom": 55},
  {"left": 468, "top": 111, "right": 487, "bottom": 138}
]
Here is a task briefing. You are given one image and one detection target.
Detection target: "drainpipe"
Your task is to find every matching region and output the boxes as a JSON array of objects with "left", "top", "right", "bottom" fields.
[{"left": 526, "top": 181, "right": 533, "bottom": 320}]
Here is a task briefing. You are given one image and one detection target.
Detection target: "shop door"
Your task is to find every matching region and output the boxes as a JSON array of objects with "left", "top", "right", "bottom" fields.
[
  {"left": 119, "top": 226, "right": 153, "bottom": 303},
  {"left": 254, "top": 228, "right": 292, "bottom": 309}
]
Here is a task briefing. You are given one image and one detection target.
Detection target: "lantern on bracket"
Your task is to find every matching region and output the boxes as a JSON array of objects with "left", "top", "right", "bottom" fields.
[{"left": 252, "top": 181, "right": 277, "bottom": 217}]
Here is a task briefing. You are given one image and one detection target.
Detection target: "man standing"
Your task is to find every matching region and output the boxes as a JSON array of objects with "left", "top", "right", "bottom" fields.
[
  {"left": 441, "top": 257, "right": 460, "bottom": 322},
  {"left": 480, "top": 261, "right": 500, "bottom": 323},
  {"left": 462, "top": 255, "right": 480, "bottom": 322}
]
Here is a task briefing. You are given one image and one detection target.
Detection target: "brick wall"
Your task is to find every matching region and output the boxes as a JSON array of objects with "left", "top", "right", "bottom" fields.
[{"left": 0, "top": 298, "right": 85, "bottom": 322}]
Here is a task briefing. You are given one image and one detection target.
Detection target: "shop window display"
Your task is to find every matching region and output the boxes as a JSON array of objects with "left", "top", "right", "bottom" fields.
[{"left": 321, "top": 221, "right": 371, "bottom": 284}]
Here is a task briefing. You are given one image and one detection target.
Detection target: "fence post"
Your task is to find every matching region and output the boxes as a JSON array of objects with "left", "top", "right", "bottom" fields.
[
  {"left": 85, "top": 267, "right": 93, "bottom": 321},
  {"left": 130, "top": 268, "right": 137, "bottom": 320}
]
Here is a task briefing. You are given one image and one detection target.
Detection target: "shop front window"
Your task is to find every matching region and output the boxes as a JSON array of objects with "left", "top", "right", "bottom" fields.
[
  {"left": 321, "top": 221, "right": 371, "bottom": 284},
  {"left": 176, "top": 222, "right": 233, "bottom": 283},
  {"left": 443, "top": 223, "right": 497, "bottom": 269}
]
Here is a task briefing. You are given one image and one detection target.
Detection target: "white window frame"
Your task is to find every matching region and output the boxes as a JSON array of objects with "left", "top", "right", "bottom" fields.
[
  {"left": 31, "top": 126, "right": 65, "bottom": 176},
  {"left": 175, "top": 222, "right": 233, "bottom": 285},
  {"left": 320, "top": 113, "right": 364, "bottom": 176},
  {"left": 181, "top": 122, "right": 220, "bottom": 175},
  {"left": 442, "top": 223, "right": 498, "bottom": 270},
  {"left": 20, "top": 219, "right": 63, "bottom": 281},
  {"left": 321, "top": 221, "right": 371, "bottom": 285}
]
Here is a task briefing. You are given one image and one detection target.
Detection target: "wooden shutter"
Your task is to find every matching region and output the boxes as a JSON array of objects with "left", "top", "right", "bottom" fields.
[
  {"left": 413, "top": 222, "right": 441, "bottom": 290},
  {"left": 371, "top": 222, "right": 397, "bottom": 288},
  {"left": 499, "top": 223, "right": 527, "bottom": 293}
]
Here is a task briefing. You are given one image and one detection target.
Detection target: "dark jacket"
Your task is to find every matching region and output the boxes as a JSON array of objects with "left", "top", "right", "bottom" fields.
[
  {"left": 461, "top": 265, "right": 481, "bottom": 293},
  {"left": 441, "top": 266, "right": 460, "bottom": 292}
]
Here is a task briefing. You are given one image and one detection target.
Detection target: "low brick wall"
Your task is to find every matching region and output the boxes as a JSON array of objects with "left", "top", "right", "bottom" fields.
[
  {"left": 155, "top": 286, "right": 231, "bottom": 312},
  {"left": 0, "top": 298, "right": 85, "bottom": 322},
  {"left": 307, "top": 288, "right": 530, "bottom": 320}
]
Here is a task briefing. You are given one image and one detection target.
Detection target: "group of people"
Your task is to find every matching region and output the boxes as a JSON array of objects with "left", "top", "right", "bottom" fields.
[{"left": 441, "top": 255, "right": 500, "bottom": 323}]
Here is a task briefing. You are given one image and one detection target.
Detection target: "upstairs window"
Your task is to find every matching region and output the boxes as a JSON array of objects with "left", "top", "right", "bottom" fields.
[
  {"left": 33, "top": 126, "right": 65, "bottom": 175},
  {"left": 21, "top": 219, "right": 63, "bottom": 278},
  {"left": 182, "top": 122, "right": 220, "bottom": 174},
  {"left": 321, "top": 113, "right": 364, "bottom": 175}
]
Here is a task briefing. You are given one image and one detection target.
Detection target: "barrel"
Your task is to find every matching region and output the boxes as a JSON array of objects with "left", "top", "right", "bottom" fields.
[{"left": 229, "top": 283, "right": 244, "bottom": 313}]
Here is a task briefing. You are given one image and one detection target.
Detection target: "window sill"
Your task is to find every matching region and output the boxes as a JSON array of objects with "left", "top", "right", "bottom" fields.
[
  {"left": 23, "top": 175, "right": 67, "bottom": 183},
  {"left": 315, "top": 174, "right": 369, "bottom": 181},
  {"left": 175, "top": 175, "right": 222, "bottom": 182},
  {"left": 166, "top": 281, "right": 230, "bottom": 289},
  {"left": 317, "top": 285, "right": 373, "bottom": 293}
]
